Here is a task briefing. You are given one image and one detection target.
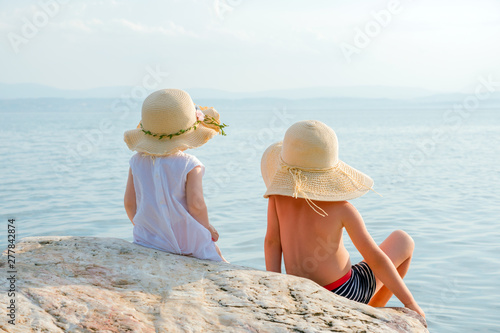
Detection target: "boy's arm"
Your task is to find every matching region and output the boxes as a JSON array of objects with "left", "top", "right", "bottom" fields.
[
  {"left": 341, "top": 202, "right": 418, "bottom": 309},
  {"left": 124, "top": 168, "right": 136, "bottom": 225},
  {"left": 265, "top": 196, "right": 282, "bottom": 273},
  {"left": 186, "top": 166, "right": 219, "bottom": 241}
]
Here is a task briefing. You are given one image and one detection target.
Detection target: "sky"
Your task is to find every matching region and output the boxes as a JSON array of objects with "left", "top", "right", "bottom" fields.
[{"left": 0, "top": 0, "right": 499, "bottom": 93}]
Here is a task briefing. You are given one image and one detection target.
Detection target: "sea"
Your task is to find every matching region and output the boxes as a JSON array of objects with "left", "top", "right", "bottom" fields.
[{"left": 1, "top": 96, "right": 499, "bottom": 332}]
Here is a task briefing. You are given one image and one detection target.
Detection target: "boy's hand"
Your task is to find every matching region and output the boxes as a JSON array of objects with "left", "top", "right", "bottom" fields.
[
  {"left": 208, "top": 224, "right": 219, "bottom": 242},
  {"left": 405, "top": 301, "right": 425, "bottom": 318}
]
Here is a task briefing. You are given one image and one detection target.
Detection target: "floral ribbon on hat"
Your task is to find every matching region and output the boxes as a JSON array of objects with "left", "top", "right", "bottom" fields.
[
  {"left": 137, "top": 105, "right": 228, "bottom": 140},
  {"left": 195, "top": 105, "right": 228, "bottom": 136}
]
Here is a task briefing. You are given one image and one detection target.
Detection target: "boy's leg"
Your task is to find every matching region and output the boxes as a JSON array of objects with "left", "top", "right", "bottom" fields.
[{"left": 367, "top": 230, "right": 414, "bottom": 307}]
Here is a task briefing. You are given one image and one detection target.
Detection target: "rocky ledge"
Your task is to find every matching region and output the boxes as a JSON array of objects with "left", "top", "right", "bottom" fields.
[{"left": 0, "top": 236, "right": 427, "bottom": 332}]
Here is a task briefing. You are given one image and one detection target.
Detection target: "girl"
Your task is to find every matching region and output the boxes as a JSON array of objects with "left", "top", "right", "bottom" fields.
[
  {"left": 261, "top": 120, "right": 424, "bottom": 317},
  {"left": 123, "top": 89, "right": 227, "bottom": 262}
]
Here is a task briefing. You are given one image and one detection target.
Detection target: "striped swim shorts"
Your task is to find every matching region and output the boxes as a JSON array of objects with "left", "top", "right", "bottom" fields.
[{"left": 329, "top": 261, "right": 376, "bottom": 304}]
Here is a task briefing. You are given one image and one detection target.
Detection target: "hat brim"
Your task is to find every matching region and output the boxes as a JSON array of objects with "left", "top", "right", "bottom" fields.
[
  {"left": 124, "top": 108, "right": 221, "bottom": 156},
  {"left": 261, "top": 142, "right": 374, "bottom": 201}
]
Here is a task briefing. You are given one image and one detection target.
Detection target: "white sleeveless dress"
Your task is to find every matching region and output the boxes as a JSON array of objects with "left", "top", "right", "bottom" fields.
[{"left": 129, "top": 152, "right": 222, "bottom": 262}]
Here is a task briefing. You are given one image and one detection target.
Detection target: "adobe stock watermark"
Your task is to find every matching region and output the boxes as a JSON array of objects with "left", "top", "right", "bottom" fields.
[
  {"left": 7, "top": 0, "right": 69, "bottom": 54},
  {"left": 340, "top": 0, "right": 412, "bottom": 64},
  {"left": 110, "top": 65, "right": 169, "bottom": 122},
  {"left": 301, "top": 235, "right": 337, "bottom": 276},
  {"left": 205, "top": 106, "right": 296, "bottom": 205},
  {"left": 213, "top": 0, "right": 245, "bottom": 20},
  {"left": 425, "top": 276, "right": 461, "bottom": 319},
  {"left": 384, "top": 74, "right": 500, "bottom": 192},
  {"left": 52, "top": 65, "right": 169, "bottom": 182}
]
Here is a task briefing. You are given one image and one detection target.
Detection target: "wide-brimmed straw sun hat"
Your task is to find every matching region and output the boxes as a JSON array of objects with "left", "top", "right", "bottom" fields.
[
  {"left": 261, "top": 120, "right": 375, "bottom": 216},
  {"left": 124, "top": 89, "right": 227, "bottom": 156}
]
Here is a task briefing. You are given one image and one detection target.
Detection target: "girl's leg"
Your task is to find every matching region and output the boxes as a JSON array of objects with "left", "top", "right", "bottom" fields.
[
  {"left": 215, "top": 243, "right": 229, "bottom": 263},
  {"left": 367, "top": 230, "right": 415, "bottom": 307}
]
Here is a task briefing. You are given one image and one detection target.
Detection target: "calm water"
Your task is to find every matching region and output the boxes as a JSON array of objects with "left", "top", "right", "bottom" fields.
[{"left": 1, "top": 97, "right": 499, "bottom": 332}]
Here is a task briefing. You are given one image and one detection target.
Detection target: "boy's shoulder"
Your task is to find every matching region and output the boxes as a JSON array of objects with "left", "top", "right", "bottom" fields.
[
  {"left": 328, "top": 200, "right": 358, "bottom": 213},
  {"left": 317, "top": 199, "right": 360, "bottom": 220},
  {"left": 273, "top": 196, "right": 357, "bottom": 215},
  {"left": 334, "top": 200, "right": 364, "bottom": 225}
]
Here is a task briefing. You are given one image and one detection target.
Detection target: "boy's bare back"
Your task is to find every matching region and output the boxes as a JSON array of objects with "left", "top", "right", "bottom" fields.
[{"left": 268, "top": 195, "right": 353, "bottom": 286}]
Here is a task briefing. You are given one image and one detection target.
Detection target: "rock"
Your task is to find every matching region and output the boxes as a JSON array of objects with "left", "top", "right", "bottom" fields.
[{"left": 0, "top": 236, "right": 428, "bottom": 332}]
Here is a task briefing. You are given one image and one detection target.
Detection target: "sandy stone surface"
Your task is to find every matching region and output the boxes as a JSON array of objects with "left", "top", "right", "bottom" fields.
[{"left": 0, "top": 236, "right": 428, "bottom": 332}]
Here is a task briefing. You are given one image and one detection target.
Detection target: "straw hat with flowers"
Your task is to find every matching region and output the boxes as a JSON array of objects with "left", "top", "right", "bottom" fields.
[{"left": 124, "top": 89, "right": 227, "bottom": 156}]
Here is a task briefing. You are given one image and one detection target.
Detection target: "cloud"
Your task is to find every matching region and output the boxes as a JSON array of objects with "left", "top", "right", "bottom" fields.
[
  {"left": 112, "top": 19, "right": 199, "bottom": 38},
  {"left": 58, "top": 19, "right": 99, "bottom": 33},
  {"left": 49, "top": 17, "right": 199, "bottom": 38}
]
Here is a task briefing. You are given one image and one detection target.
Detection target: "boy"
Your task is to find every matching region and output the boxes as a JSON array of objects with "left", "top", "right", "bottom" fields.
[{"left": 261, "top": 120, "right": 424, "bottom": 317}]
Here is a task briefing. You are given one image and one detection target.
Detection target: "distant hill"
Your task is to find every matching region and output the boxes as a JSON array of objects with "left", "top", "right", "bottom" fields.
[
  {"left": 0, "top": 83, "right": 132, "bottom": 99},
  {"left": 1, "top": 83, "right": 499, "bottom": 104},
  {"left": 0, "top": 83, "right": 437, "bottom": 100},
  {"left": 186, "top": 86, "right": 439, "bottom": 100}
]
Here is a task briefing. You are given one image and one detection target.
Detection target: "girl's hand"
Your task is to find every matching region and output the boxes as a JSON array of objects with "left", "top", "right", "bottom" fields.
[
  {"left": 209, "top": 224, "right": 219, "bottom": 242},
  {"left": 405, "top": 301, "right": 425, "bottom": 318}
]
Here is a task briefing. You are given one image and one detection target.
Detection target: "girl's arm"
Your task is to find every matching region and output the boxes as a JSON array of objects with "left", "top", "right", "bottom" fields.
[
  {"left": 124, "top": 168, "right": 136, "bottom": 225},
  {"left": 264, "top": 196, "right": 282, "bottom": 273},
  {"left": 186, "top": 166, "right": 219, "bottom": 241},
  {"left": 341, "top": 202, "right": 422, "bottom": 315}
]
